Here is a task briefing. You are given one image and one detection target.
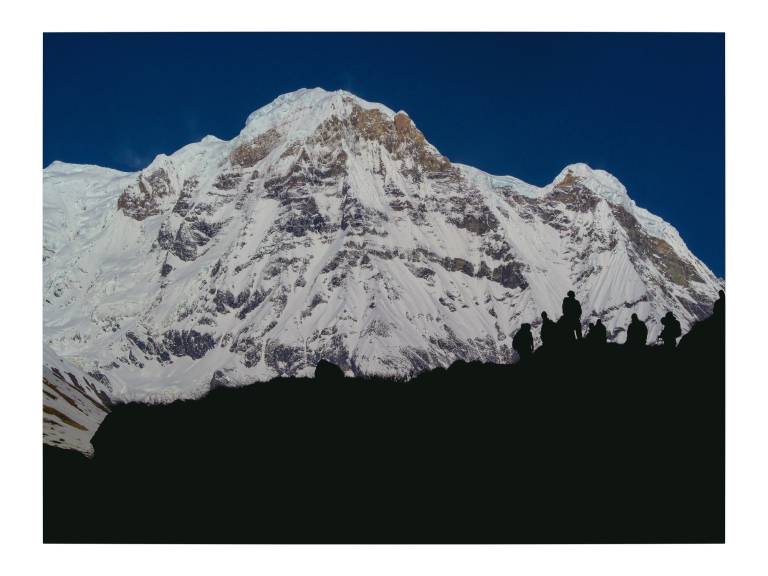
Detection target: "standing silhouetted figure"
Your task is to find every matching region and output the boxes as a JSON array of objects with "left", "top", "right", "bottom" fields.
[
  {"left": 539, "top": 311, "right": 556, "bottom": 348},
  {"left": 713, "top": 290, "right": 725, "bottom": 320},
  {"left": 659, "top": 312, "right": 682, "bottom": 349},
  {"left": 562, "top": 290, "right": 583, "bottom": 341},
  {"left": 585, "top": 322, "right": 595, "bottom": 344},
  {"left": 625, "top": 313, "right": 648, "bottom": 348},
  {"left": 513, "top": 323, "right": 534, "bottom": 360},
  {"left": 585, "top": 319, "right": 607, "bottom": 347},
  {"left": 592, "top": 319, "right": 607, "bottom": 345}
]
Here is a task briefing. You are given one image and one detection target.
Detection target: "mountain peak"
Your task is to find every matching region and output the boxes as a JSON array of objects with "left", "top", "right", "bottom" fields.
[
  {"left": 549, "top": 163, "right": 631, "bottom": 207},
  {"left": 241, "top": 87, "right": 396, "bottom": 139},
  {"left": 44, "top": 88, "right": 722, "bottom": 404}
]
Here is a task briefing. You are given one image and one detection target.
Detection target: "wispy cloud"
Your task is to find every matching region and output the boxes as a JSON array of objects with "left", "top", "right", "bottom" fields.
[{"left": 113, "top": 146, "right": 151, "bottom": 171}]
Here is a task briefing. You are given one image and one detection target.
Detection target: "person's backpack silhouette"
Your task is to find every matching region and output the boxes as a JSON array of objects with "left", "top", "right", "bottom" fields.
[
  {"left": 539, "top": 311, "right": 556, "bottom": 348},
  {"left": 562, "top": 290, "right": 583, "bottom": 340},
  {"left": 659, "top": 312, "right": 682, "bottom": 349},
  {"left": 713, "top": 290, "right": 725, "bottom": 320},
  {"left": 625, "top": 313, "right": 648, "bottom": 348},
  {"left": 512, "top": 323, "right": 534, "bottom": 360}
]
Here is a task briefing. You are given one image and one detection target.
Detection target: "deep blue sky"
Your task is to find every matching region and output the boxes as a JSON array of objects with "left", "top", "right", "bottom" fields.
[{"left": 44, "top": 33, "right": 724, "bottom": 276}]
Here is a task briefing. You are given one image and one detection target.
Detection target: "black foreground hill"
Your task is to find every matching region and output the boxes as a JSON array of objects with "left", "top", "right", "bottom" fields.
[{"left": 44, "top": 313, "right": 724, "bottom": 543}]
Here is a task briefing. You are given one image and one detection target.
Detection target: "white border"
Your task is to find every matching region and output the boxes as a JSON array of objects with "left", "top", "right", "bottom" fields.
[{"left": 1, "top": 1, "right": 766, "bottom": 574}]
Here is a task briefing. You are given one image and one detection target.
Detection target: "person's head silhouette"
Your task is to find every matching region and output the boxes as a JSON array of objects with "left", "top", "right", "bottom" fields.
[
  {"left": 541, "top": 311, "right": 548, "bottom": 320},
  {"left": 719, "top": 290, "right": 725, "bottom": 299},
  {"left": 631, "top": 313, "right": 638, "bottom": 322},
  {"left": 567, "top": 290, "right": 575, "bottom": 298}
]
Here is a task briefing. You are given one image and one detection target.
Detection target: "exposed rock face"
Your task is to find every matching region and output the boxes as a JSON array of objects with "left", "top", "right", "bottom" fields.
[
  {"left": 350, "top": 104, "right": 452, "bottom": 177},
  {"left": 230, "top": 128, "right": 281, "bottom": 167},
  {"left": 489, "top": 261, "right": 529, "bottom": 290},
  {"left": 169, "top": 218, "right": 223, "bottom": 261},
  {"left": 117, "top": 168, "right": 175, "bottom": 220},
  {"left": 44, "top": 88, "right": 722, "bottom": 402},
  {"left": 163, "top": 330, "right": 216, "bottom": 360},
  {"left": 393, "top": 111, "right": 412, "bottom": 133},
  {"left": 611, "top": 204, "right": 703, "bottom": 287},
  {"left": 126, "top": 332, "right": 171, "bottom": 363}
]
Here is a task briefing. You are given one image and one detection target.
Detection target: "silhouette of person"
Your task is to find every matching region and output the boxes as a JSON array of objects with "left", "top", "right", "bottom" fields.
[
  {"left": 562, "top": 290, "right": 583, "bottom": 340},
  {"left": 315, "top": 359, "right": 345, "bottom": 381},
  {"left": 625, "top": 313, "right": 648, "bottom": 348},
  {"left": 585, "top": 322, "right": 595, "bottom": 345},
  {"left": 512, "top": 323, "right": 534, "bottom": 360},
  {"left": 592, "top": 319, "right": 607, "bottom": 345},
  {"left": 539, "top": 311, "right": 556, "bottom": 348},
  {"left": 585, "top": 319, "right": 607, "bottom": 346},
  {"left": 556, "top": 315, "right": 575, "bottom": 346},
  {"left": 659, "top": 312, "right": 682, "bottom": 349},
  {"left": 713, "top": 290, "right": 725, "bottom": 319}
]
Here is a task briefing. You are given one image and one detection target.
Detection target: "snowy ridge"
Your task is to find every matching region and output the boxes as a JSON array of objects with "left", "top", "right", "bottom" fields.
[
  {"left": 43, "top": 87, "right": 722, "bottom": 408},
  {"left": 243, "top": 87, "right": 396, "bottom": 134}
]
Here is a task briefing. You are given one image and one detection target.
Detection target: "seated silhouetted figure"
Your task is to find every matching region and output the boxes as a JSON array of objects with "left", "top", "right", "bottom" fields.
[
  {"left": 625, "top": 313, "right": 648, "bottom": 348},
  {"left": 713, "top": 289, "right": 725, "bottom": 320},
  {"left": 539, "top": 311, "right": 556, "bottom": 348},
  {"left": 659, "top": 312, "right": 682, "bottom": 349},
  {"left": 562, "top": 290, "right": 583, "bottom": 340},
  {"left": 512, "top": 323, "right": 534, "bottom": 360}
]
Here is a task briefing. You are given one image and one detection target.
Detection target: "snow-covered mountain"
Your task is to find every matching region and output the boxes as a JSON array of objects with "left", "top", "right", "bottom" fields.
[{"left": 44, "top": 87, "right": 722, "bottom": 403}]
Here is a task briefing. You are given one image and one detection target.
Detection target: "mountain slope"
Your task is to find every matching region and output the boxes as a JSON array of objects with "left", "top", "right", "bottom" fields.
[
  {"left": 43, "top": 344, "right": 111, "bottom": 455},
  {"left": 43, "top": 87, "right": 722, "bottom": 402}
]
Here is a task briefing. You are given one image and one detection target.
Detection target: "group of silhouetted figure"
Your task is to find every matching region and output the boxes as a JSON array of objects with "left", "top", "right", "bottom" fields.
[{"left": 512, "top": 289, "right": 725, "bottom": 360}]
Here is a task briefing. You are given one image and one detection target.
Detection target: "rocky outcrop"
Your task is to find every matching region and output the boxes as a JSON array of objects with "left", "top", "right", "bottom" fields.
[
  {"left": 117, "top": 168, "right": 175, "bottom": 220},
  {"left": 168, "top": 218, "right": 222, "bottom": 261},
  {"left": 611, "top": 205, "right": 703, "bottom": 287},
  {"left": 213, "top": 172, "right": 242, "bottom": 190},
  {"left": 443, "top": 257, "right": 475, "bottom": 276},
  {"left": 487, "top": 261, "right": 529, "bottom": 290},
  {"left": 348, "top": 104, "right": 451, "bottom": 176},
  {"left": 230, "top": 128, "right": 281, "bottom": 167},
  {"left": 162, "top": 330, "right": 216, "bottom": 360}
]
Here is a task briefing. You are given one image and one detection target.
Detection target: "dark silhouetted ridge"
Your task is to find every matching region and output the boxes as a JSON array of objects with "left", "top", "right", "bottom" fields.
[{"left": 44, "top": 313, "right": 724, "bottom": 543}]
